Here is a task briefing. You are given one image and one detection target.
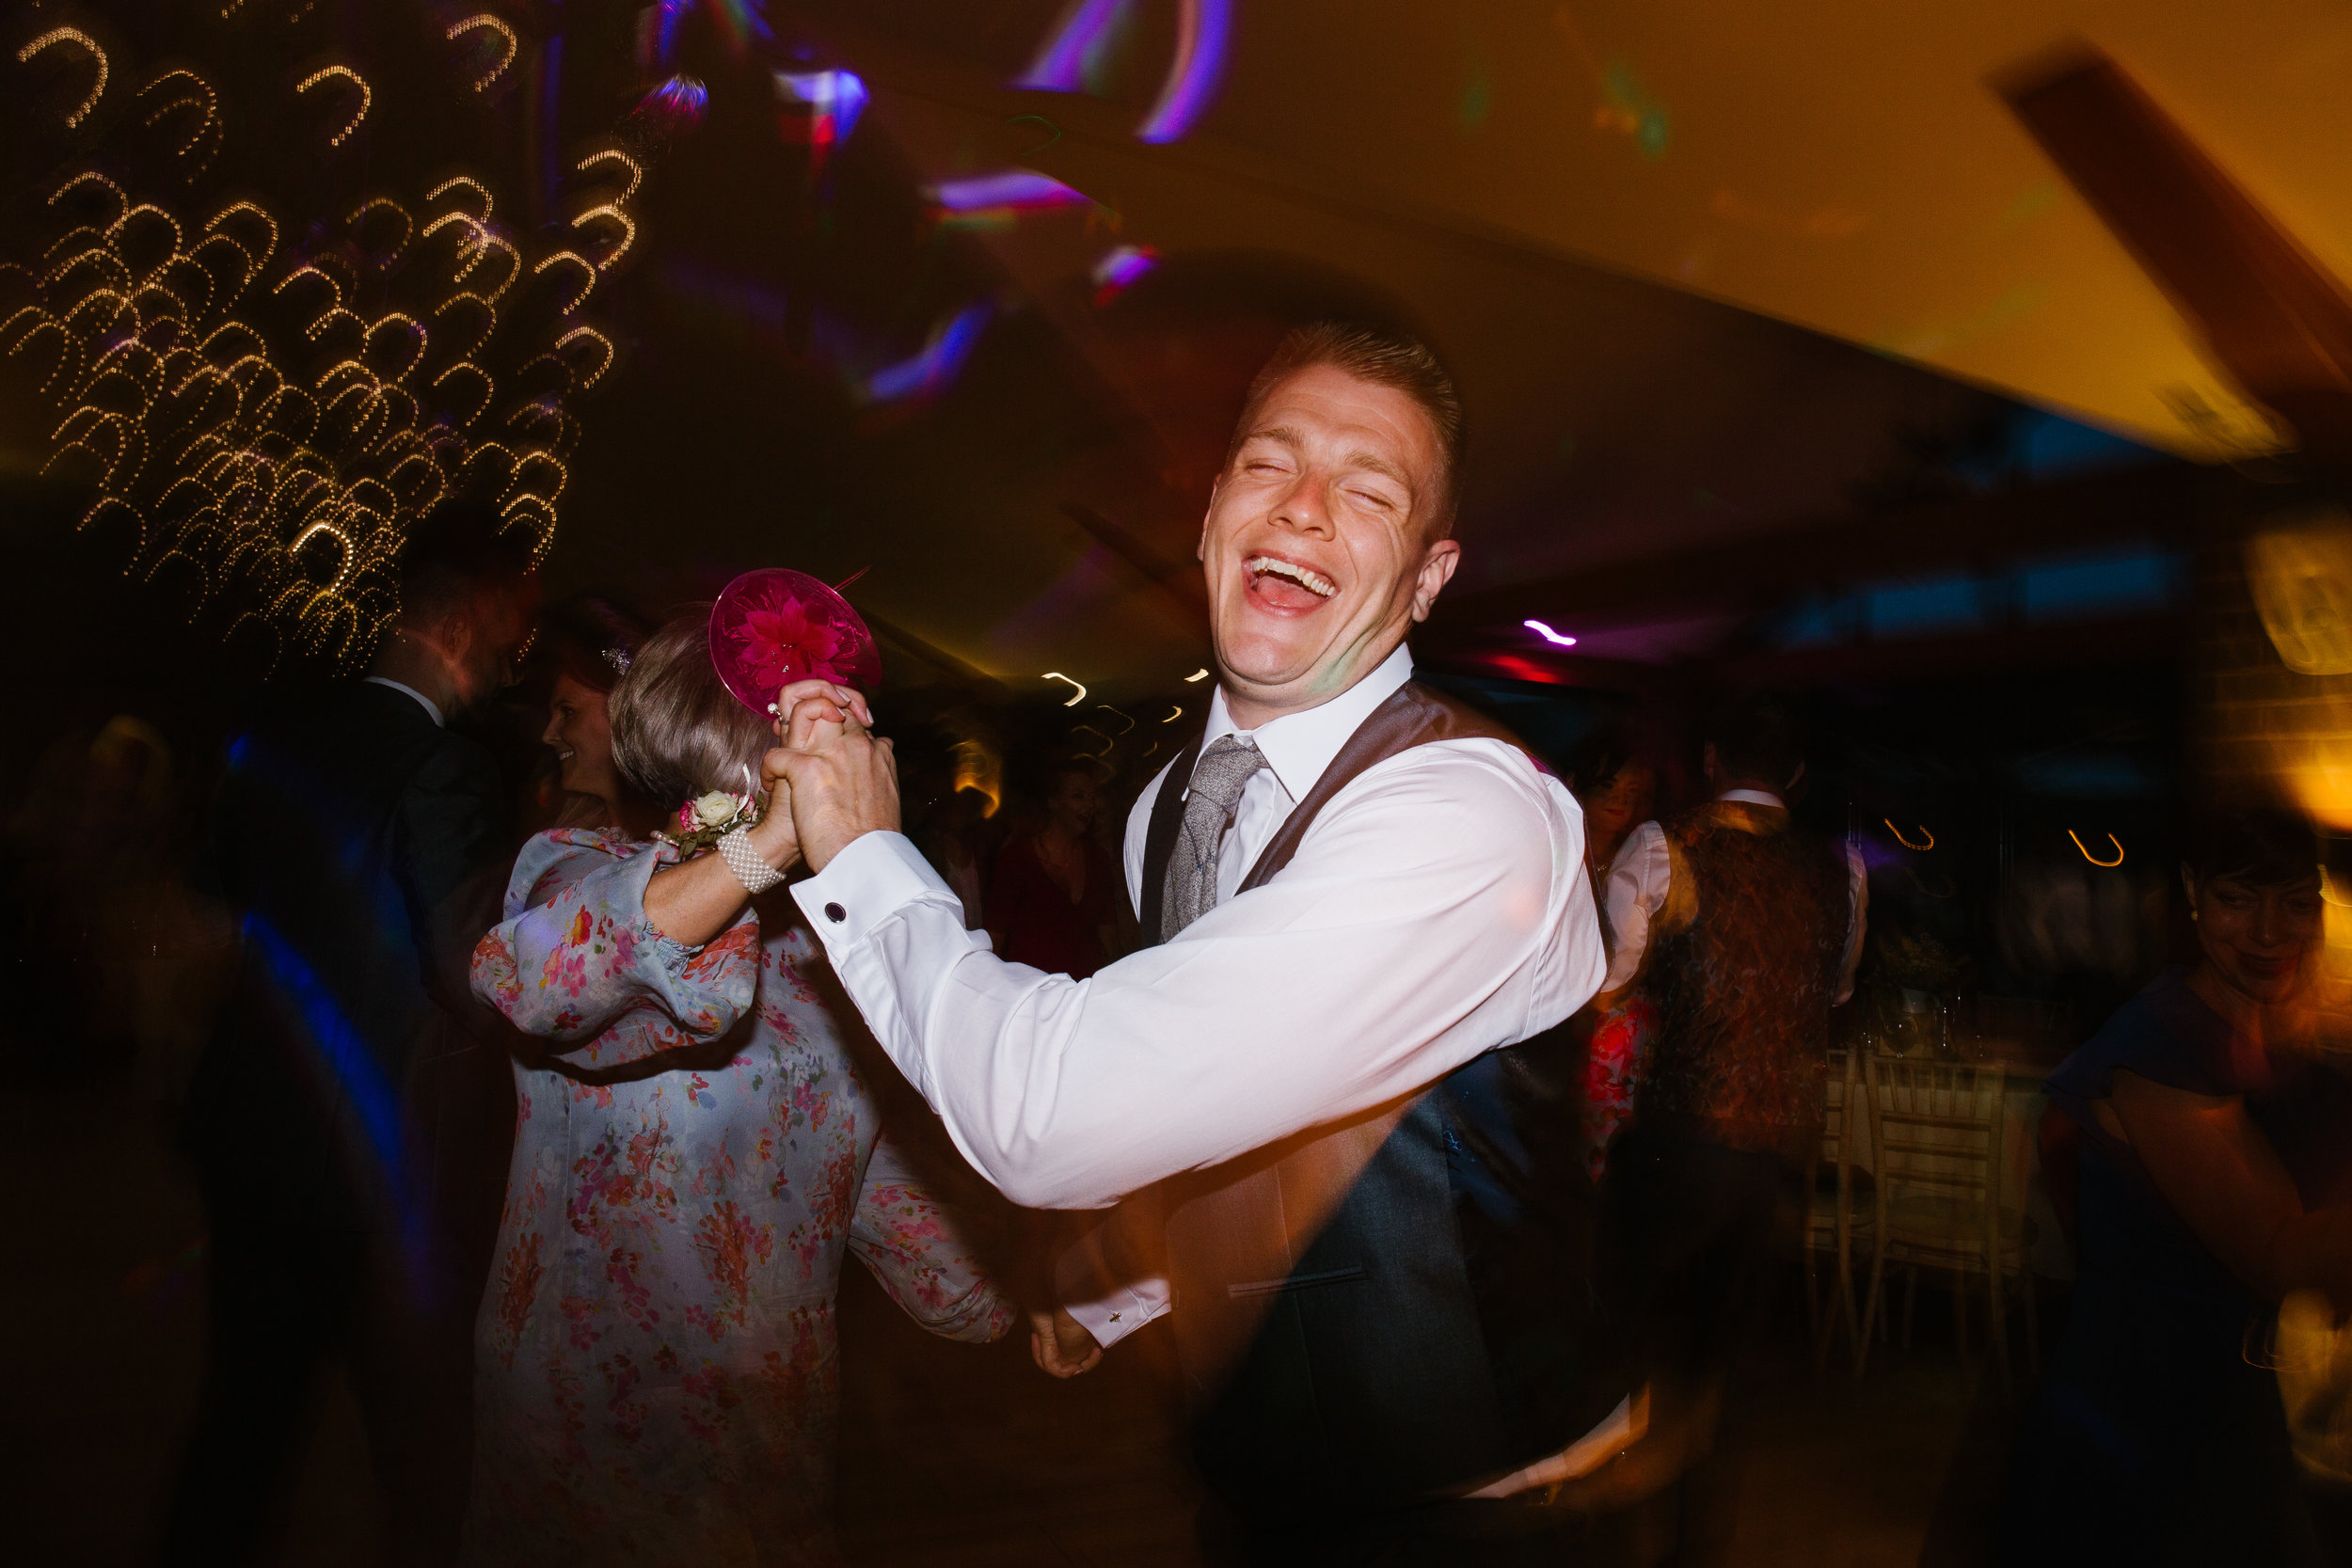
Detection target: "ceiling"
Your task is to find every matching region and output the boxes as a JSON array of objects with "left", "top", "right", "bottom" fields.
[
  {"left": 12, "top": 1, "right": 2339, "bottom": 703},
  {"left": 848, "top": 0, "right": 2352, "bottom": 461}
]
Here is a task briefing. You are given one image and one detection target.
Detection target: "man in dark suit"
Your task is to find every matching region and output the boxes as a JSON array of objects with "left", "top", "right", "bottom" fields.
[{"left": 161, "top": 504, "right": 538, "bottom": 1567}]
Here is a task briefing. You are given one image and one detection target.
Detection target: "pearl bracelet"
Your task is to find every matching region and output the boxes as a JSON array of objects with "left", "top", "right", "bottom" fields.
[{"left": 718, "top": 826, "right": 785, "bottom": 895}]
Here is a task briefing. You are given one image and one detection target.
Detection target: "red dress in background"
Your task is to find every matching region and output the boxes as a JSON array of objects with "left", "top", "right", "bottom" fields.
[{"left": 989, "top": 832, "right": 1118, "bottom": 979}]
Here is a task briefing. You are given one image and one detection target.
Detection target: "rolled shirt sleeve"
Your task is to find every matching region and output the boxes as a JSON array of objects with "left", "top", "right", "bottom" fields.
[
  {"left": 791, "top": 739, "right": 1605, "bottom": 1212},
  {"left": 1599, "top": 819, "right": 1671, "bottom": 993}
]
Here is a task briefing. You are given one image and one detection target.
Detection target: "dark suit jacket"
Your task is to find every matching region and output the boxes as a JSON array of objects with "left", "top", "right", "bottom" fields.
[{"left": 186, "top": 681, "right": 514, "bottom": 1243}]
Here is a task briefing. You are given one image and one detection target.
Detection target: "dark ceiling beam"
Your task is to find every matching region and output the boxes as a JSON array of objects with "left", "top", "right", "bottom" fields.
[
  {"left": 863, "top": 609, "right": 1010, "bottom": 699},
  {"left": 1062, "top": 501, "right": 1208, "bottom": 615},
  {"left": 1429, "top": 458, "right": 2292, "bottom": 634},
  {"left": 2000, "top": 45, "right": 2352, "bottom": 471}
]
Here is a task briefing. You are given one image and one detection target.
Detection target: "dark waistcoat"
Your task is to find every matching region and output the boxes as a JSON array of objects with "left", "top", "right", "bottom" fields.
[
  {"left": 1640, "top": 804, "right": 1851, "bottom": 1161},
  {"left": 1136, "top": 681, "right": 1625, "bottom": 1530}
]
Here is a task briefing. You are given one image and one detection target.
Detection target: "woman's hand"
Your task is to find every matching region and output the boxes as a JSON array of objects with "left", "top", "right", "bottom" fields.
[
  {"left": 1028, "top": 1306, "right": 1104, "bottom": 1379},
  {"left": 771, "top": 679, "right": 898, "bottom": 874},
  {"left": 745, "top": 751, "right": 799, "bottom": 876}
]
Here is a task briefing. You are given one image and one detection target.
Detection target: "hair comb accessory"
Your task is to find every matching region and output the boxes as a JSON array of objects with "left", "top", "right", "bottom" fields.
[
  {"left": 708, "top": 568, "right": 881, "bottom": 718},
  {"left": 601, "top": 645, "right": 634, "bottom": 675}
]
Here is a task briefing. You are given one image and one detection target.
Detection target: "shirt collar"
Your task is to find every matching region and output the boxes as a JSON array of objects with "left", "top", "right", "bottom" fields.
[
  {"left": 1717, "top": 787, "right": 1784, "bottom": 809},
  {"left": 1199, "top": 643, "right": 1415, "bottom": 801},
  {"left": 364, "top": 675, "right": 445, "bottom": 728}
]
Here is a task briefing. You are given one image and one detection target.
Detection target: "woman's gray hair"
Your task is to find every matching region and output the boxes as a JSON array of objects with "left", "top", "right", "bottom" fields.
[{"left": 608, "top": 606, "right": 771, "bottom": 806}]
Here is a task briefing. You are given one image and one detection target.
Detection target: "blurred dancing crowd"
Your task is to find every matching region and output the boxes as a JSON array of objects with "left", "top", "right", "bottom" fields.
[{"left": 8, "top": 325, "right": 2349, "bottom": 1568}]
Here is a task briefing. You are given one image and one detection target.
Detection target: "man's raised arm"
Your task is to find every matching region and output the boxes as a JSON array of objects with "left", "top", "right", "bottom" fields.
[{"left": 775, "top": 689, "right": 1600, "bottom": 1210}]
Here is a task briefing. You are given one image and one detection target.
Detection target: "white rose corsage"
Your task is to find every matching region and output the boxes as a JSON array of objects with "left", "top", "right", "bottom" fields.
[{"left": 654, "top": 766, "right": 763, "bottom": 857}]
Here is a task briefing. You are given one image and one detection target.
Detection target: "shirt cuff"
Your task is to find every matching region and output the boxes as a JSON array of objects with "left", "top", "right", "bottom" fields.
[
  {"left": 1063, "top": 1280, "right": 1169, "bottom": 1351},
  {"left": 1053, "top": 1219, "right": 1171, "bottom": 1350},
  {"left": 788, "top": 830, "right": 953, "bottom": 950}
]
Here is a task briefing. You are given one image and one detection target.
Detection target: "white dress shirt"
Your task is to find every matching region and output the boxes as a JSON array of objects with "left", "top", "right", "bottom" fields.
[
  {"left": 789, "top": 643, "right": 1608, "bottom": 1339},
  {"left": 363, "top": 674, "right": 446, "bottom": 728},
  {"left": 1599, "top": 789, "right": 1868, "bottom": 997}
]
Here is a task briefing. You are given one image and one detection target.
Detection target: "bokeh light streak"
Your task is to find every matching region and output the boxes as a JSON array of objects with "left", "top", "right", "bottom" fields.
[
  {"left": 555, "top": 326, "right": 612, "bottom": 388},
  {"left": 634, "top": 74, "right": 707, "bottom": 136},
  {"left": 1015, "top": 0, "right": 1129, "bottom": 93},
  {"left": 772, "top": 69, "right": 868, "bottom": 154},
  {"left": 570, "top": 203, "right": 636, "bottom": 269},
  {"left": 295, "top": 64, "right": 371, "bottom": 148},
  {"left": 1136, "top": 0, "right": 1231, "bottom": 144},
  {"left": 141, "top": 71, "right": 222, "bottom": 169},
  {"left": 574, "top": 149, "right": 644, "bottom": 200},
  {"left": 2069, "top": 830, "right": 2124, "bottom": 867},
  {"left": 928, "top": 168, "right": 1090, "bottom": 214},
  {"left": 425, "top": 176, "right": 494, "bottom": 220},
  {"left": 347, "top": 198, "right": 414, "bottom": 262},
  {"left": 10, "top": 182, "right": 583, "bottom": 667},
  {"left": 862, "top": 304, "right": 990, "bottom": 405},
  {"left": 446, "top": 15, "right": 519, "bottom": 92},
  {"left": 1090, "top": 244, "right": 1158, "bottom": 307},
  {"left": 532, "top": 252, "right": 596, "bottom": 314},
  {"left": 17, "top": 27, "right": 110, "bottom": 129},
  {"left": 1043, "top": 672, "right": 1088, "bottom": 706}
]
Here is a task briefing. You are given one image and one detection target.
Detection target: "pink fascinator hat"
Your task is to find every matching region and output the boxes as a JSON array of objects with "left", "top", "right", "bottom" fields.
[{"left": 707, "top": 569, "right": 881, "bottom": 716}]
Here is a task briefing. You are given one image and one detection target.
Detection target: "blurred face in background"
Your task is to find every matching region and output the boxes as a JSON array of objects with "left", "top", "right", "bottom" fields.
[
  {"left": 2184, "top": 865, "right": 2324, "bottom": 1007},
  {"left": 420, "top": 577, "right": 541, "bottom": 718},
  {"left": 1047, "top": 770, "right": 1100, "bottom": 838},
  {"left": 1200, "top": 364, "right": 1459, "bottom": 726},
  {"left": 545, "top": 672, "right": 623, "bottom": 814},
  {"left": 1581, "top": 761, "right": 1655, "bottom": 864}
]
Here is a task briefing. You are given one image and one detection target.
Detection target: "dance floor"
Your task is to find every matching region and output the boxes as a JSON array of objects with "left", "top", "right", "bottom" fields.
[{"left": 2, "top": 1072, "right": 2022, "bottom": 1566}]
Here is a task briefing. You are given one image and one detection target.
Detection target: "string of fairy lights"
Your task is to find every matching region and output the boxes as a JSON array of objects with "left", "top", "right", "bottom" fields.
[{"left": 1, "top": 11, "right": 641, "bottom": 673}]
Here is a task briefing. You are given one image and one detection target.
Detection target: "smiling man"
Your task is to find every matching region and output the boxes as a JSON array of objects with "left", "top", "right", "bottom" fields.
[{"left": 773, "top": 324, "right": 1628, "bottom": 1560}]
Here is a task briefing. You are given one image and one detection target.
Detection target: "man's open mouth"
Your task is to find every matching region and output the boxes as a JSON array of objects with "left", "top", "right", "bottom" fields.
[{"left": 1244, "top": 554, "right": 1338, "bottom": 610}]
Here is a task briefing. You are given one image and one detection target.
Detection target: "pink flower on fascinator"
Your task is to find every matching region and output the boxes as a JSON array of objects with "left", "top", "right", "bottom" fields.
[
  {"left": 707, "top": 568, "right": 881, "bottom": 717},
  {"left": 733, "top": 591, "right": 847, "bottom": 688}
]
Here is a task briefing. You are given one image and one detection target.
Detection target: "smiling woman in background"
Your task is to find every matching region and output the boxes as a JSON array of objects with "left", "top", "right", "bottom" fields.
[
  {"left": 2005, "top": 807, "right": 2352, "bottom": 1566},
  {"left": 534, "top": 594, "right": 656, "bottom": 832}
]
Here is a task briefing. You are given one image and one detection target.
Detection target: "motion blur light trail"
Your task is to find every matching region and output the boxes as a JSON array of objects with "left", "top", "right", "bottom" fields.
[
  {"left": 1016, "top": 0, "right": 1131, "bottom": 94},
  {"left": 773, "top": 69, "right": 867, "bottom": 161},
  {"left": 928, "top": 168, "right": 1093, "bottom": 227},
  {"left": 1137, "top": 0, "right": 1232, "bottom": 143},
  {"left": 17, "top": 26, "right": 108, "bottom": 128},
  {"left": 863, "top": 305, "right": 991, "bottom": 405},
  {"left": 0, "top": 12, "right": 632, "bottom": 672},
  {"left": 1091, "top": 245, "right": 1159, "bottom": 306},
  {"left": 634, "top": 74, "right": 709, "bottom": 138},
  {"left": 1015, "top": 0, "right": 1232, "bottom": 144}
]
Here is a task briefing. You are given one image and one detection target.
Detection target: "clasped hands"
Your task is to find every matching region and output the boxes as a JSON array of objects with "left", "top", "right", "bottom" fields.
[
  {"left": 754, "top": 678, "right": 903, "bottom": 875},
  {"left": 758, "top": 685, "right": 1109, "bottom": 1381}
]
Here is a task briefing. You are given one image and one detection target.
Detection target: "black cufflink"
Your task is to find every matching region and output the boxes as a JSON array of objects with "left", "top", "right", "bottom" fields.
[{"left": 824, "top": 902, "right": 846, "bottom": 923}]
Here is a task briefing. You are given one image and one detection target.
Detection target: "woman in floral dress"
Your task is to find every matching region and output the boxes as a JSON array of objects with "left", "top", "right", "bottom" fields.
[{"left": 464, "top": 610, "right": 1013, "bottom": 1567}]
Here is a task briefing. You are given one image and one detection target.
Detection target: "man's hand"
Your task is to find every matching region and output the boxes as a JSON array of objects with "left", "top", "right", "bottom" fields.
[
  {"left": 771, "top": 679, "right": 898, "bottom": 873},
  {"left": 745, "top": 757, "right": 800, "bottom": 876},
  {"left": 1028, "top": 1306, "right": 1104, "bottom": 1379}
]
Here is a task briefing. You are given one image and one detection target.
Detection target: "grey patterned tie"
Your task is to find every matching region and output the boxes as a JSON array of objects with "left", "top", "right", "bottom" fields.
[{"left": 1161, "top": 735, "right": 1267, "bottom": 940}]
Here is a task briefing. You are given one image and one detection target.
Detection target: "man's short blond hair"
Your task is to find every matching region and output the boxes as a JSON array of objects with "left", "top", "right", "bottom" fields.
[{"left": 1227, "top": 321, "right": 1465, "bottom": 539}]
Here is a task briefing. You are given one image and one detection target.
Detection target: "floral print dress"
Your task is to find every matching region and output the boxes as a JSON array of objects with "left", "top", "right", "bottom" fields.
[{"left": 465, "top": 829, "right": 1013, "bottom": 1567}]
